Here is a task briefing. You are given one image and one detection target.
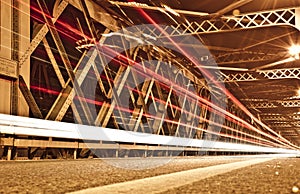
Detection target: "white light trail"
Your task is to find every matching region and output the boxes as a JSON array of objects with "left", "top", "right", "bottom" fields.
[{"left": 0, "top": 114, "right": 299, "bottom": 154}]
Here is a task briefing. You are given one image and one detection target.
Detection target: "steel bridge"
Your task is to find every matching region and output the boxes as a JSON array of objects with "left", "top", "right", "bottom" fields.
[{"left": 0, "top": 0, "right": 300, "bottom": 160}]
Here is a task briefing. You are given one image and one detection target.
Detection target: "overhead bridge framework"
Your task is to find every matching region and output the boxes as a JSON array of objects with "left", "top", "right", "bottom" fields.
[
  {"left": 0, "top": 0, "right": 300, "bottom": 160},
  {"left": 218, "top": 68, "right": 300, "bottom": 82}
]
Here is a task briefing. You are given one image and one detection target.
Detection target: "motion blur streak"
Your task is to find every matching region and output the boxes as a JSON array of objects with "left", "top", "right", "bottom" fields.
[{"left": 127, "top": 1, "right": 298, "bottom": 149}]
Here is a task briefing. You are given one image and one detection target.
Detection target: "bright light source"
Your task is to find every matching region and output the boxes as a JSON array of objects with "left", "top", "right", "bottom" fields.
[
  {"left": 102, "top": 32, "right": 144, "bottom": 44},
  {"left": 162, "top": 5, "right": 180, "bottom": 16},
  {"left": 297, "top": 89, "right": 300, "bottom": 96},
  {"left": 289, "top": 45, "right": 300, "bottom": 57}
]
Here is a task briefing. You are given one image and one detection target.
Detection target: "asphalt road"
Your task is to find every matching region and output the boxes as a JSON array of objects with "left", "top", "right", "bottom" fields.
[
  {"left": 0, "top": 156, "right": 247, "bottom": 193},
  {"left": 164, "top": 157, "right": 300, "bottom": 194}
]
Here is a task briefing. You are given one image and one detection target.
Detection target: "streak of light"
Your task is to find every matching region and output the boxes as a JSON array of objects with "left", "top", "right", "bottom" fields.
[
  {"left": 126, "top": 85, "right": 281, "bottom": 147},
  {"left": 100, "top": 43, "right": 294, "bottom": 149},
  {"left": 162, "top": 4, "right": 180, "bottom": 16},
  {"left": 30, "top": 53, "right": 286, "bottom": 148},
  {"left": 108, "top": 1, "right": 209, "bottom": 17},
  {"left": 5, "top": 0, "right": 273, "bottom": 145},
  {"left": 101, "top": 49, "right": 287, "bottom": 148},
  {"left": 30, "top": 83, "right": 280, "bottom": 147},
  {"left": 24, "top": 21, "right": 290, "bottom": 150},
  {"left": 2, "top": 113, "right": 295, "bottom": 153},
  {"left": 253, "top": 57, "right": 295, "bottom": 71},
  {"left": 102, "top": 32, "right": 144, "bottom": 44},
  {"left": 157, "top": 7, "right": 179, "bottom": 25},
  {"left": 30, "top": 85, "right": 60, "bottom": 96},
  {"left": 9, "top": 0, "right": 298, "bottom": 149},
  {"left": 210, "top": 0, "right": 253, "bottom": 19},
  {"left": 4, "top": 0, "right": 86, "bottom": 42},
  {"left": 201, "top": 66, "right": 248, "bottom": 71},
  {"left": 128, "top": 2, "right": 298, "bottom": 149},
  {"left": 30, "top": 65, "right": 280, "bottom": 148},
  {"left": 0, "top": 26, "right": 82, "bottom": 64}
]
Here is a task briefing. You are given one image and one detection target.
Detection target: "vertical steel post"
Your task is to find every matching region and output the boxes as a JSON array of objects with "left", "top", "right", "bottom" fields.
[{"left": 11, "top": 0, "right": 19, "bottom": 115}]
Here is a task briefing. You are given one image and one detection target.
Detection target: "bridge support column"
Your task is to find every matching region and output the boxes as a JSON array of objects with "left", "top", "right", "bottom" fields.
[{"left": 0, "top": 0, "right": 30, "bottom": 116}]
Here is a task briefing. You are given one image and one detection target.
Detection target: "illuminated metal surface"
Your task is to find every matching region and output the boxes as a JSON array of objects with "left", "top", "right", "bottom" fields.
[
  {"left": 218, "top": 68, "right": 300, "bottom": 82},
  {"left": 0, "top": 0, "right": 300, "bottom": 160},
  {"left": 0, "top": 113, "right": 298, "bottom": 154},
  {"left": 112, "top": 5, "right": 300, "bottom": 35}
]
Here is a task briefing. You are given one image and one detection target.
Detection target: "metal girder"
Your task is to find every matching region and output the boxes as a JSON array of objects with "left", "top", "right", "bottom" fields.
[
  {"left": 290, "top": 114, "right": 300, "bottom": 120},
  {"left": 260, "top": 113, "right": 300, "bottom": 139},
  {"left": 248, "top": 102, "right": 277, "bottom": 109},
  {"left": 127, "top": 61, "right": 158, "bottom": 133},
  {"left": 19, "top": 76, "right": 43, "bottom": 119},
  {"left": 260, "top": 68, "right": 300, "bottom": 80},
  {"left": 152, "top": 81, "right": 169, "bottom": 135},
  {"left": 110, "top": 1, "right": 300, "bottom": 34},
  {"left": 95, "top": 65, "right": 130, "bottom": 127},
  {"left": 18, "top": 0, "right": 68, "bottom": 68},
  {"left": 45, "top": 49, "right": 93, "bottom": 122},
  {"left": 217, "top": 72, "right": 257, "bottom": 82},
  {"left": 75, "top": 0, "right": 132, "bottom": 128},
  {"left": 248, "top": 105, "right": 300, "bottom": 143},
  {"left": 280, "top": 100, "right": 300, "bottom": 107},
  {"left": 270, "top": 123, "right": 292, "bottom": 128},
  {"left": 38, "top": 0, "right": 94, "bottom": 124},
  {"left": 183, "top": 83, "right": 201, "bottom": 139},
  {"left": 126, "top": 56, "right": 163, "bottom": 133},
  {"left": 42, "top": 38, "right": 66, "bottom": 87},
  {"left": 46, "top": 85, "right": 72, "bottom": 121},
  {"left": 173, "top": 78, "right": 190, "bottom": 137},
  {"left": 97, "top": 58, "right": 132, "bottom": 128},
  {"left": 197, "top": 7, "right": 298, "bottom": 32},
  {"left": 218, "top": 68, "right": 300, "bottom": 82},
  {"left": 138, "top": 8, "right": 300, "bottom": 38},
  {"left": 247, "top": 100, "right": 300, "bottom": 109},
  {"left": 16, "top": 0, "right": 298, "bottom": 148},
  {"left": 214, "top": 50, "right": 286, "bottom": 65},
  {"left": 261, "top": 115, "right": 287, "bottom": 121},
  {"left": 68, "top": 0, "right": 119, "bottom": 31},
  {"left": 11, "top": 0, "right": 20, "bottom": 115},
  {"left": 147, "top": 48, "right": 206, "bottom": 88},
  {"left": 280, "top": 130, "right": 299, "bottom": 134}
]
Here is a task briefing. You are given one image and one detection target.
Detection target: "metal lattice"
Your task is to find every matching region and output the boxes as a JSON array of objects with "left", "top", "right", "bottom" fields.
[
  {"left": 260, "top": 116, "right": 286, "bottom": 121},
  {"left": 218, "top": 68, "right": 300, "bottom": 82},
  {"left": 247, "top": 100, "right": 300, "bottom": 108},
  {"left": 18, "top": 0, "right": 68, "bottom": 68},
  {"left": 140, "top": 8, "right": 299, "bottom": 38},
  {"left": 217, "top": 72, "right": 257, "bottom": 82},
  {"left": 270, "top": 123, "right": 292, "bottom": 128},
  {"left": 259, "top": 68, "right": 300, "bottom": 80},
  {"left": 280, "top": 100, "right": 300, "bottom": 107},
  {"left": 214, "top": 50, "right": 286, "bottom": 65},
  {"left": 8, "top": 0, "right": 298, "bottom": 150},
  {"left": 290, "top": 115, "right": 300, "bottom": 120},
  {"left": 249, "top": 102, "right": 277, "bottom": 109}
]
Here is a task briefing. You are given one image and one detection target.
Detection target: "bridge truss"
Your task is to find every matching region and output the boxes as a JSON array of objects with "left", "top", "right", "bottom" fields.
[{"left": 0, "top": 0, "right": 299, "bottom": 160}]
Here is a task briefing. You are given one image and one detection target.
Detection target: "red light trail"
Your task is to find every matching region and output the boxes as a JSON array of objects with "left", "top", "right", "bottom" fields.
[
  {"left": 30, "top": 83, "right": 280, "bottom": 148},
  {"left": 100, "top": 44, "right": 294, "bottom": 149},
  {"left": 29, "top": 35, "right": 292, "bottom": 149},
  {"left": 6, "top": 0, "right": 298, "bottom": 149},
  {"left": 30, "top": 64, "right": 284, "bottom": 149},
  {"left": 126, "top": 2, "right": 298, "bottom": 149}
]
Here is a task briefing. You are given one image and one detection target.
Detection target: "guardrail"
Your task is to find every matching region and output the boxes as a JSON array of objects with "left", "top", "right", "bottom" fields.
[{"left": 0, "top": 113, "right": 299, "bottom": 160}]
